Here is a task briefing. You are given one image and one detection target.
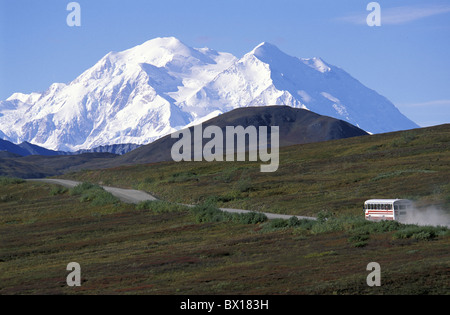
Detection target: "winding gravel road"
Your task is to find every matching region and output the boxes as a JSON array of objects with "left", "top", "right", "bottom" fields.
[{"left": 27, "top": 178, "right": 316, "bottom": 221}]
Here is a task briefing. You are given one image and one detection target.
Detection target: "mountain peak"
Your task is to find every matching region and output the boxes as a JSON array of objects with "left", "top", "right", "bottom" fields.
[
  {"left": 107, "top": 36, "right": 192, "bottom": 68},
  {"left": 250, "top": 43, "right": 331, "bottom": 73},
  {"left": 139, "top": 36, "right": 187, "bottom": 51},
  {"left": 250, "top": 41, "right": 283, "bottom": 57},
  {"left": 0, "top": 37, "right": 419, "bottom": 151}
]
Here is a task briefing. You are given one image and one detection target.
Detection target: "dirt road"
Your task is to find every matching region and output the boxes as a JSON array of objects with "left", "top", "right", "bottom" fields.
[{"left": 28, "top": 178, "right": 316, "bottom": 221}]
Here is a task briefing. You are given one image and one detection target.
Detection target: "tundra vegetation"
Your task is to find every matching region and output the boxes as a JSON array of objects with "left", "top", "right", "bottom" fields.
[
  {"left": 1, "top": 179, "right": 448, "bottom": 294},
  {"left": 1, "top": 124, "right": 449, "bottom": 294},
  {"left": 66, "top": 124, "right": 450, "bottom": 217}
]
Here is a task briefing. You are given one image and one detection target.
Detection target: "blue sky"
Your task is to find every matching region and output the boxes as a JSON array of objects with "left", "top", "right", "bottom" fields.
[{"left": 1, "top": 0, "right": 449, "bottom": 127}]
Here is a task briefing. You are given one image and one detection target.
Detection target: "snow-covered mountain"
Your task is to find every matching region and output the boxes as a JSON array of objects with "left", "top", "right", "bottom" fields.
[{"left": 0, "top": 36, "right": 418, "bottom": 151}]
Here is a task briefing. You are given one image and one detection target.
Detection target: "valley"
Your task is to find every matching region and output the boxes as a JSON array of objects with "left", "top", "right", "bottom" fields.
[{"left": 63, "top": 124, "right": 450, "bottom": 219}]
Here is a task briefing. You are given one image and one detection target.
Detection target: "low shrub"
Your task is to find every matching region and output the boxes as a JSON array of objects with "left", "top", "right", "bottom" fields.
[
  {"left": 49, "top": 186, "right": 68, "bottom": 196},
  {"left": 233, "top": 211, "right": 267, "bottom": 224},
  {"left": 70, "top": 182, "right": 119, "bottom": 206},
  {"left": 393, "top": 225, "right": 448, "bottom": 241},
  {"left": 289, "top": 213, "right": 448, "bottom": 245},
  {"left": 292, "top": 218, "right": 316, "bottom": 230},
  {"left": 191, "top": 203, "right": 227, "bottom": 223},
  {"left": 90, "top": 190, "right": 120, "bottom": 206},
  {"left": 0, "top": 177, "right": 25, "bottom": 185},
  {"left": 316, "top": 210, "right": 334, "bottom": 223},
  {"left": 70, "top": 182, "right": 98, "bottom": 196},
  {"left": 310, "top": 217, "right": 345, "bottom": 234},
  {"left": 136, "top": 200, "right": 188, "bottom": 213},
  {"left": 263, "top": 218, "right": 290, "bottom": 231},
  {"left": 190, "top": 201, "right": 267, "bottom": 225},
  {"left": 348, "top": 233, "right": 370, "bottom": 243}
]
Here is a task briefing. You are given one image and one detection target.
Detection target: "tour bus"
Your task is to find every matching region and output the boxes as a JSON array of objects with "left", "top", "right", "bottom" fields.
[{"left": 364, "top": 199, "right": 413, "bottom": 222}]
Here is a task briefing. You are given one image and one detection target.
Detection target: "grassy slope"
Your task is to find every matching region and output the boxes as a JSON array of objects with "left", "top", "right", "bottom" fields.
[
  {"left": 63, "top": 124, "right": 450, "bottom": 218},
  {"left": 1, "top": 181, "right": 449, "bottom": 295},
  {"left": 2, "top": 125, "right": 450, "bottom": 295}
]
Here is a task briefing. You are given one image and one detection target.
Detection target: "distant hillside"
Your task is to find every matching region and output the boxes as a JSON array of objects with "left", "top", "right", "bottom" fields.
[
  {"left": 0, "top": 153, "right": 118, "bottom": 179},
  {"left": 0, "top": 139, "right": 140, "bottom": 157},
  {"left": 0, "top": 139, "right": 64, "bottom": 156},
  {"left": 72, "top": 143, "right": 142, "bottom": 155},
  {"left": 0, "top": 106, "right": 368, "bottom": 178},
  {"left": 110, "top": 105, "right": 368, "bottom": 166}
]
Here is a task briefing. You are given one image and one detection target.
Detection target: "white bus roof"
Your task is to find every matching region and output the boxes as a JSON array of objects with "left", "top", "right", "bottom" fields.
[{"left": 364, "top": 199, "right": 412, "bottom": 204}]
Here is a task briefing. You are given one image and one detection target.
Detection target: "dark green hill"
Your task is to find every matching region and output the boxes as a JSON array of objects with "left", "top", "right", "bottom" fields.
[
  {"left": 110, "top": 105, "right": 368, "bottom": 166},
  {"left": 0, "top": 106, "right": 368, "bottom": 178},
  {"left": 0, "top": 153, "right": 117, "bottom": 178}
]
